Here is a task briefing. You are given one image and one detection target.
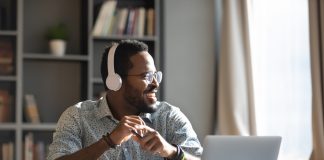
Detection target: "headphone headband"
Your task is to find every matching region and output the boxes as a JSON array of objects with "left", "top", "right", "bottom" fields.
[{"left": 107, "top": 43, "right": 118, "bottom": 76}]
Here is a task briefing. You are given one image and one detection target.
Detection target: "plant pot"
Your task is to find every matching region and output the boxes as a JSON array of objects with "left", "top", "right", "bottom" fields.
[{"left": 49, "top": 39, "right": 66, "bottom": 56}]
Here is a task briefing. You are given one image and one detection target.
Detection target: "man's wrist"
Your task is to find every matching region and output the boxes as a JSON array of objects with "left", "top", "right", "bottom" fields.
[
  {"left": 165, "top": 144, "right": 185, "bottom": 160},
  {"left": 102, "top": 133, "right": 120, "bottom": 149},
  {"left": 166, "top": 144, "right": 178, "bottom": 159}
]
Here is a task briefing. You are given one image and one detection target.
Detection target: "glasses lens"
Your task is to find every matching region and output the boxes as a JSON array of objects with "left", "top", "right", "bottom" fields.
[
  {"left": 146, "top": 71, "right": 162, "bottom": 84},
  {"left": 144, "top": 73, "right": 153, "bottom": 83},
  {"left": 155, "top": 71, "right": 162, "bottom": 83}
]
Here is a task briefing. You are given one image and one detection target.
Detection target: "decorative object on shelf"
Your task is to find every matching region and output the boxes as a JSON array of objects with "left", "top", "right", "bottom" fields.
[
  {"left": 24, "top": 94, "right": 40, "bottom": 123},
  {"left": 46, "top": 23, "right": 69, "bottom": 56}
]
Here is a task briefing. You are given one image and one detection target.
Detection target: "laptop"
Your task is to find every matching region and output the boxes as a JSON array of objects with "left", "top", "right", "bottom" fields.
[{"left": 201, "top": 135, "right": 281, "bottom": 160}]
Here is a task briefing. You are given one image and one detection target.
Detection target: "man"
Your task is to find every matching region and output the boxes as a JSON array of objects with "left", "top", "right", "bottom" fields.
[{"left": 47, "top": 40, "right": 203, "bottom": 160}]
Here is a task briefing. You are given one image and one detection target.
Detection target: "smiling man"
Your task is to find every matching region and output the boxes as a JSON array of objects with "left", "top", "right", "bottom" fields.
[{"left": 47, "top": 40, "right": 203, "bottom": 160}]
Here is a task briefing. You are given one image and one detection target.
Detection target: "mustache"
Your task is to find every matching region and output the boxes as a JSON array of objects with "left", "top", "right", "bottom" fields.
[{"left": 145, "top": 84, "right": 158, "bottom": 93}]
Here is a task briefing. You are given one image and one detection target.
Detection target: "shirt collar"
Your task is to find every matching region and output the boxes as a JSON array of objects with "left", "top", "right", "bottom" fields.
[
  {"left": 139, "top": 112, "right": 153, "bottom": 124},
  {"left": 97, "top": 94, "right": 114, "bottom": 119},
  {"left": 97, "top": 93, "right": 153, "bottom": 124}
]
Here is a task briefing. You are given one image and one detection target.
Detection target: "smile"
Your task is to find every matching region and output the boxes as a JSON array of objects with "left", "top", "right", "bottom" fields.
[{"left": 146, "top": 92, "right": 156, "bottom": 98}]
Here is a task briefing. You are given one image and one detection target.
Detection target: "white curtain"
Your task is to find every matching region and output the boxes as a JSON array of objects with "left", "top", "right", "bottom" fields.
[
  {"left": 309, "top": 0, "right": 324, "bottom": 159},
  {"left": 216, "top": 0, "right": 256, "bottom": 135}
]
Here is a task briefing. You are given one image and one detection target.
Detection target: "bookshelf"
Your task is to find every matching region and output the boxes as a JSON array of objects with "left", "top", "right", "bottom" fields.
[
  {"left": 0, "top": 0, "right": 162, "bottom": 159},
  {"left": 89, "top": 0, "right": 163, "bottom": 99},
  {"left": 0, "top": 0, "right": 18, "bottom": 159}
]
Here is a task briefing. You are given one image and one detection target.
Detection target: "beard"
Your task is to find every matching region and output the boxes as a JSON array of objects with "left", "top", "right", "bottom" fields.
[
  {"left": 136, "top": 100, "right": 157, "bottom": 113},
  {"left": 124, "top": 83, "right": 158, "bottom": 113}
]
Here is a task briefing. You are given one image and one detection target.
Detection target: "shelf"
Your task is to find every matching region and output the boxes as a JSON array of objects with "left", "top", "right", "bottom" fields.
[
  {"left": 0, "top": 123, "right": 17, "bottom": 130},
  {"left": 22, "top": 123, "right": 56, "bottom": 131},
  {"left": 0, "top": 76, "right": 17, "bottom": 81},
  {"left": 0, "top": 31, "right": 17, "bottom": 36},
  {"left": 23, "top": 53, "right": 89, "bottom": 61},
  {"left": 92, "top": 77, "right": 103, "bottom": 84},
  {"left": 93, "top": 35, "right": 157, "bottom": 41}
]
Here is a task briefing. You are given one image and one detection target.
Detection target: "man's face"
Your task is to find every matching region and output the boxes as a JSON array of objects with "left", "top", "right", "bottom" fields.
[{"left": 123, "top": 51, "right": 160, "bottom": 113}]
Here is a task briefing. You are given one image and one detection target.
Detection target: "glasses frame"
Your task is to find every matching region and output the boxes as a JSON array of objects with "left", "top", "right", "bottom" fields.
[{"left": 125, "top": 71, "right": 162, "bottom": 84}]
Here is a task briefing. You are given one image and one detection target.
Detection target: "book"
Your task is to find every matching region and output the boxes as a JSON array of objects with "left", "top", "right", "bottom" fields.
[
  {"left": 24, "top": 94, "right": 40, "bottom": 123},
  {"left": 109, "top": 9, "right": 122, "bottom": 35},
  {"left": 126, "top": 9, "right": 136, "bottom": 35},
  {"left": 8, "top": 142, "right": 13, "bottom": 160},
  {"left": 0, "top": 90, "right": 10, "bottom": 122},
  {"left": 131, "top": 9, "right": 139, "bottom": 35},
  {"left": 92, "top": 0, "right": 117, "bottom": 36},
  {"left": 136, "top": 7, "right": 146, "bottom": 37},
  {"left": 1, "top": 142, "right": 14, "bottom": 160},
  {"left": 101, "top": 0, "right": 117, "bottom": 36},
  {"left": 35, "top": 141, "right": 45, "bottom": 160},
  {"left": 0, "top": 39, "right": 14, "bottom": 75},
  {"left": 146, "top": 8, "right": 155, "bottom": 36},
  {"left": 107, "top": 9, "right": 119, "bottom": 35},
  {"left": 24, "top": 133, "right": 33, "bottom": 160},
  {"left": 116, "top": 8, "right": 129, "bottom": 35},
  {"left": 2, "top": 143, "right": 8, "bottom": 160}
]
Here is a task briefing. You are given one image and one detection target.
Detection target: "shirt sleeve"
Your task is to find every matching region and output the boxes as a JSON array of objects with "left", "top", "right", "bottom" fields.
[
  {"left": 47, "top": 106, "right": 83, "bottom": 160},
  {"left": 167, "top": 107, "right": 203, "bottom": 157}
]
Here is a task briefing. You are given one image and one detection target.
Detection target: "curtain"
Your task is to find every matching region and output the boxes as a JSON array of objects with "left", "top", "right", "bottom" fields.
[
  {"left": 309, "top": 0, "right": 324, "bottom": 159},
  {"left": 216, "top": 0, "right": 256, "bottom": 135}
]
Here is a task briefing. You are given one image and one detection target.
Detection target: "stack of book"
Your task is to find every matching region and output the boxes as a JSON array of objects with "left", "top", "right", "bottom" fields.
[{"left": 92, "top": 0, "right": 155, "bottom": 37}]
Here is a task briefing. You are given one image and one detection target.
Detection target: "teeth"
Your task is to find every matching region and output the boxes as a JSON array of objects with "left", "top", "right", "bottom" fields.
[
  {"left": 147, "top": 93, "right": 155, "bottom": 97},
  {"left": 149, "top": 89, "right": 158, "bottom": 93}
]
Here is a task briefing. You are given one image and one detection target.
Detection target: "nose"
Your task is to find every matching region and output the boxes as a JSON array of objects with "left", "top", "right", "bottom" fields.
[{"left": 151, "top": 76, "right": 160, "bottom": 88}]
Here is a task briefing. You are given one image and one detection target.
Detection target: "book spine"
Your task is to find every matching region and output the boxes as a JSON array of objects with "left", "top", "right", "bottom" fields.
[
  {"left": 137, "top": 7, "right": 146, "bottom": 37},
  {"left": 146, "top": 8, "right": 155, "bottom": 36},
  {"left": 24, "top": 133, "right": 33, "bottom": 160},
  {"left": 117, "top": 8, "right": 129, "bottom": 35},
  {"left": 0, "top": 39, "right": 14, "bottom": 75},
  {"left": 0, "top": 90, "right": 10, "bottom": 122},
  {"left": 101, "top": 1, "right": 117, "bottom": 36}
]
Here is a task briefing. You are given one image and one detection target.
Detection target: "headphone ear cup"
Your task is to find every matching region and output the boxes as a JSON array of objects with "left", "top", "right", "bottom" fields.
[{"left": 106, "top": 73, "right": 122, "bottom": 91}]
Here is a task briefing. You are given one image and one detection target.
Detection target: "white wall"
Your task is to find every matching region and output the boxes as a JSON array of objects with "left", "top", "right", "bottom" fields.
[{"left": 163, "top": 0, "right": 216, "bottom": 141}]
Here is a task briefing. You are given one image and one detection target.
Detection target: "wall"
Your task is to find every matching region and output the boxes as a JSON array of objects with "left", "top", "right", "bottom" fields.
[{"left": 163, "top": 0, "right": 216, "bottom": 142}]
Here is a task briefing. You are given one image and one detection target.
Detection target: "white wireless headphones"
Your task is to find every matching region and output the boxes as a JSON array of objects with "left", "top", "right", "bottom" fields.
[{"left": 105, "top": 43, "right": 122, "bottom": 91}]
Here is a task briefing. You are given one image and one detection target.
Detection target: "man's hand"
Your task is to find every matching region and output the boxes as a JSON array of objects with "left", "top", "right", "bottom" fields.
[
  {"left": 132, "top": 125, "right": 177, "bottom": 159},
  {"left": 109, "top": 116, "right": 147, "bottom": 145},
  {"left": 109, "top": 116, "right": 178, "bottom": 159}
]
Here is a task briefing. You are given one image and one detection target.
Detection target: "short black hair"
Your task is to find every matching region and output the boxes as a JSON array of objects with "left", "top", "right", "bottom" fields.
[{"left": 100, "top": 39, "right": 149, "bottom": 90}]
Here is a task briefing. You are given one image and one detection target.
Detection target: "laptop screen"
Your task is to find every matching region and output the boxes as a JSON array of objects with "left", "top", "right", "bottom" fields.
[{"left": 201, "top": 136, "right": 281, "bottom": 160}]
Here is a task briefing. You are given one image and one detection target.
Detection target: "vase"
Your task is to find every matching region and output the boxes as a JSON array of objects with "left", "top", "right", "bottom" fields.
[{"left": 49, "top": 39, "right": 66, "bottom": 56}]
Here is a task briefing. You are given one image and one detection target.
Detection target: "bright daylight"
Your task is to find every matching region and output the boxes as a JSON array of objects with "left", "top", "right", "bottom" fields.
[{"left": 249, "top": 0, "right": 312, "bottom": 159}]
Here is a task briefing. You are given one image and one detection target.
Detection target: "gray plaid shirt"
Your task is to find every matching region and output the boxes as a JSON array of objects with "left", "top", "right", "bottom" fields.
[{"left": 47, "top": 96, "right": 203, "bottom": 160}]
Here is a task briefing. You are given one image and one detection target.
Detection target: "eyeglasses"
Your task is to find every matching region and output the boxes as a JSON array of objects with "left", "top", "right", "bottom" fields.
[{"left": 126, "top": 71, "right": 162, "bottom": 84}]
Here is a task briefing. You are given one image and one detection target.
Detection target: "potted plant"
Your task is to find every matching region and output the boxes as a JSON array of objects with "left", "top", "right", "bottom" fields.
[{"left": 46, "top": 23, "right": 69, "bottom": 56}]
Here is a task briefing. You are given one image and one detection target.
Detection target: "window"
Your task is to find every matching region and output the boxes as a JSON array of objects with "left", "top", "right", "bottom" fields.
[{"left": 248, "top": 0, "right": 312, "bottom": 159}]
